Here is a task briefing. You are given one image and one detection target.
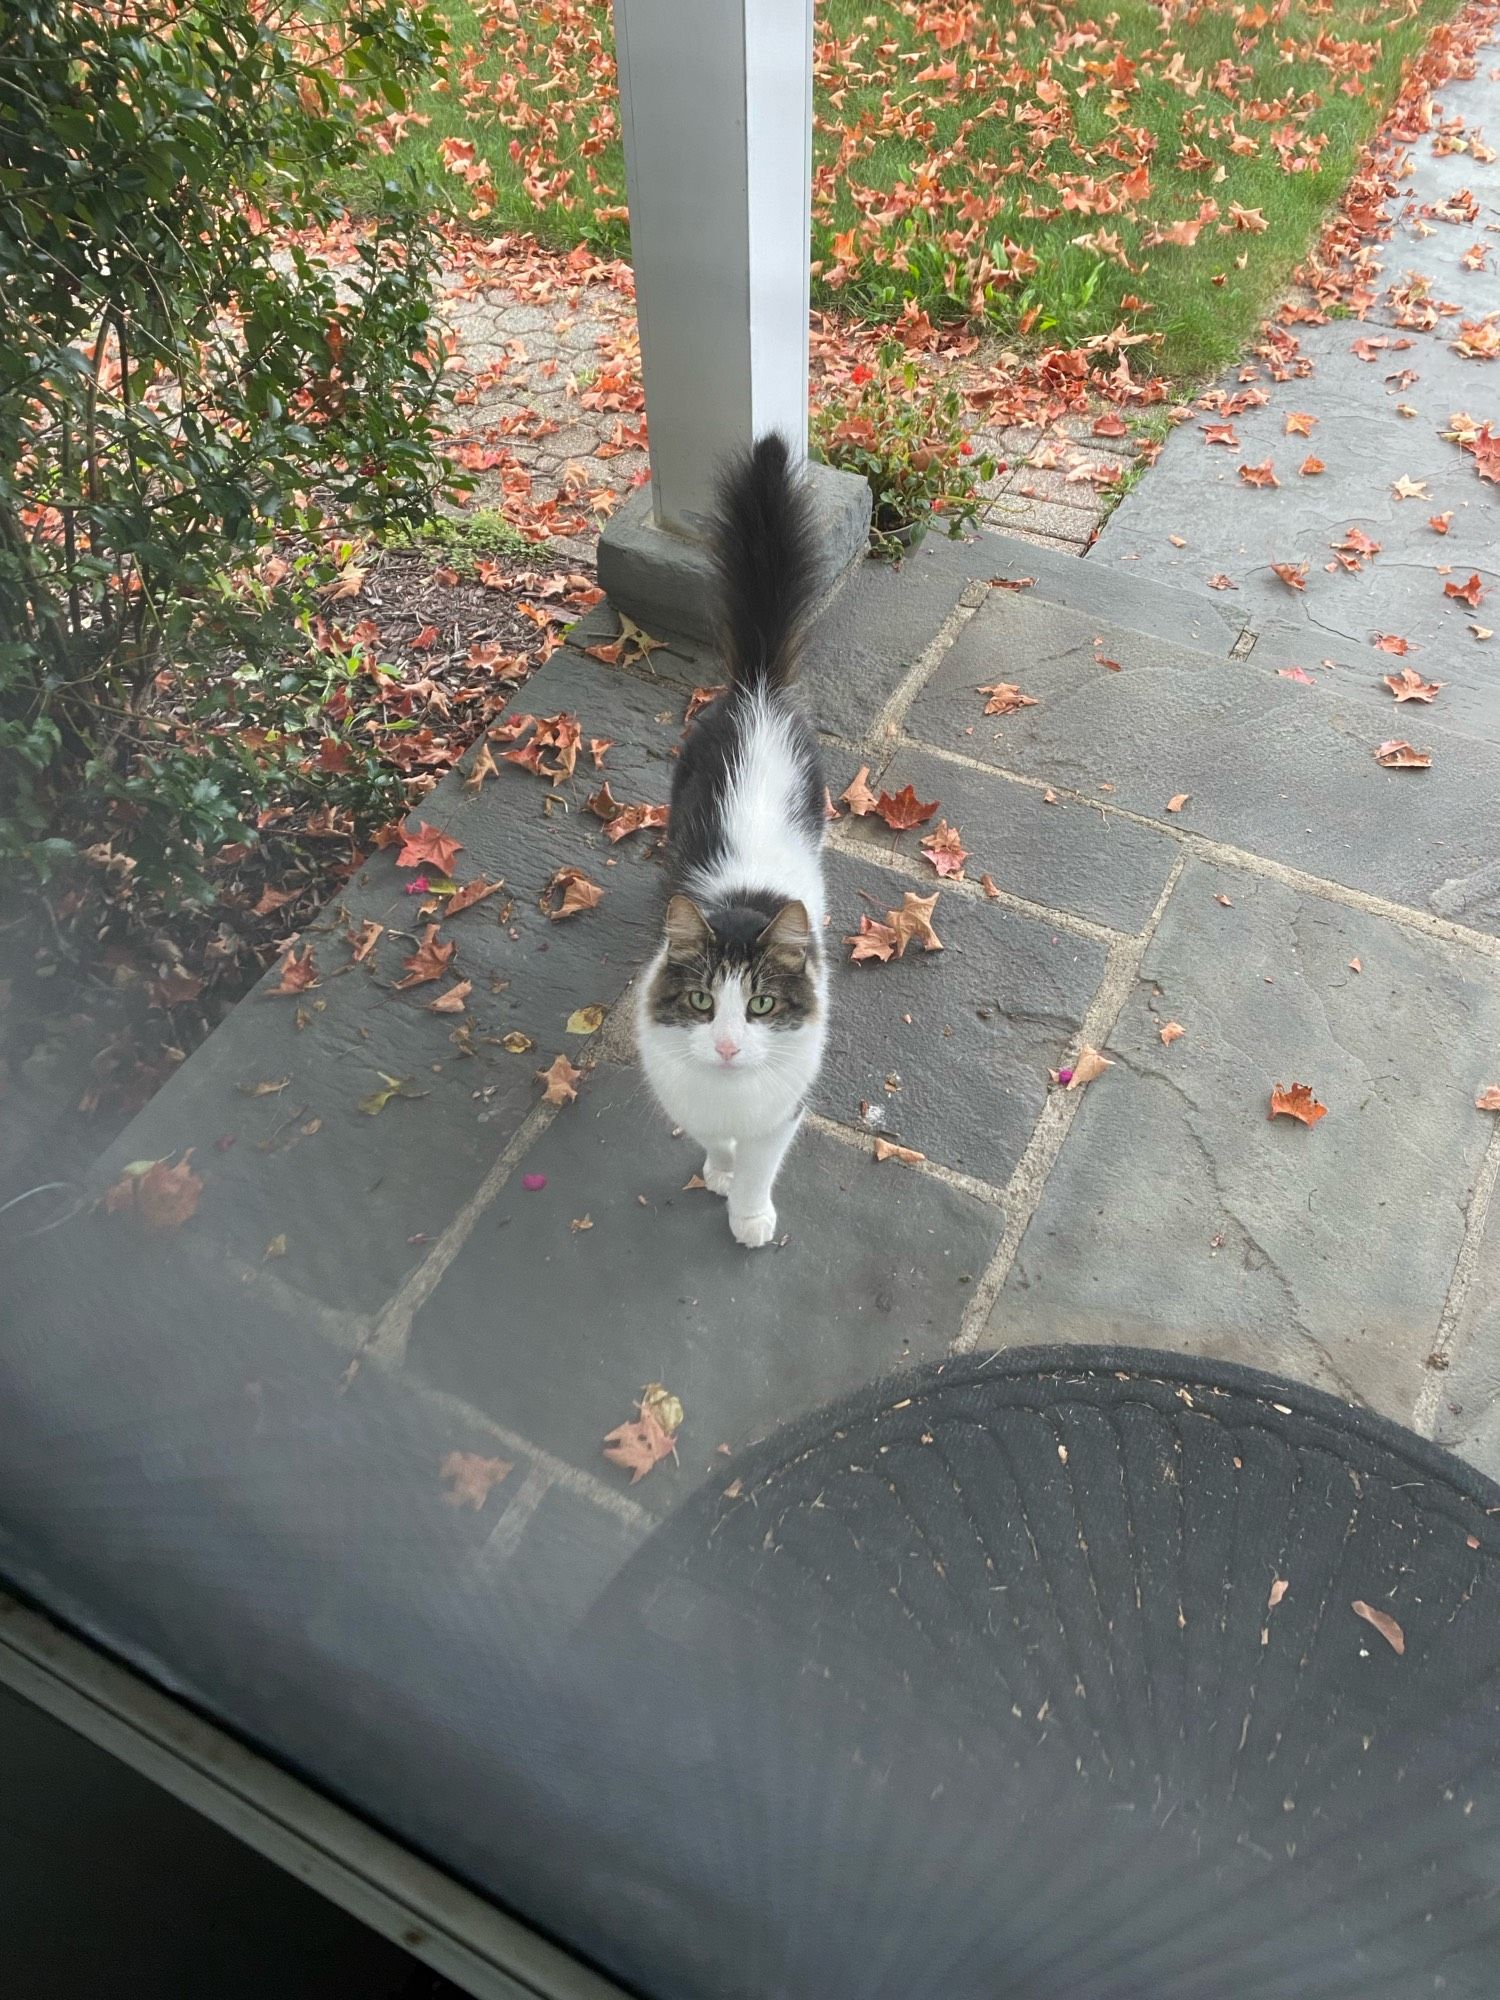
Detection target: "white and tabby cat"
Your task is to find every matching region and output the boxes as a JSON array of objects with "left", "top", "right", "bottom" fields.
[{"left": 635, "top": 434, "right": 828, "bottom": 1248}]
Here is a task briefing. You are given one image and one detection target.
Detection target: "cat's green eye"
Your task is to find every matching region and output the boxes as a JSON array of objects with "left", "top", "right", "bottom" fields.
[
  {"left": 685, "top": 989, "right": 715, "bottom": 1014},
  {"left": 747, "top": 993, "right": 777, "bottom": 1017}
]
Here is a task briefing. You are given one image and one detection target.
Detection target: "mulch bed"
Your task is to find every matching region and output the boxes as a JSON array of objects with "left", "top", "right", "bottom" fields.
[{"left": 0, "top": 542, "right": 598, "bottom": 1229}]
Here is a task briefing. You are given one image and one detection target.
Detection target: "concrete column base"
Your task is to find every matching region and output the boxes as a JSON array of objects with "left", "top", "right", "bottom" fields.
[{"left": 596, "top": 463, "right": 873, "bottom": 643}]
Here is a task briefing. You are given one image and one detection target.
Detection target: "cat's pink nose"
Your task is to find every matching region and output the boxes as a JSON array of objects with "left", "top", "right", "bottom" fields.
[{"left": 714, "top": 1038, "right": 740, "bottom": 1063}]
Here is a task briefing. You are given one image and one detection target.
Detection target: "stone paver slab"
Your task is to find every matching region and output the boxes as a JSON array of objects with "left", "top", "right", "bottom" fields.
[
  {"left": 406, "top": 1061, "right": 1006, "bottom": 1507},
  {"left": 1432, "top": 1172, "right": 1500, "bottom": 1487},
  {"left": 831, "top": 743, "right": 1177, "bottom": 934},
  {"left": 818, "top": 851, "right": 1110, "bottom": 1183},
  {"left": 987, "top": 859, "right": 1500, "bottom": 1425},
  {"left": 908, "top": 589, "right": 1500, "bottom": 931}
]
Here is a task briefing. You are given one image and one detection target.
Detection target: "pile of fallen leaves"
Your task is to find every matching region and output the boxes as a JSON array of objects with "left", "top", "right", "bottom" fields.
[{"left": 1, "top": 540, "right": 596, "bottom": 1198}]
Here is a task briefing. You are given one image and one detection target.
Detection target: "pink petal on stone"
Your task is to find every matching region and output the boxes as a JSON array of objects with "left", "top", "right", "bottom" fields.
[{"left": 522, "top": 1173, "right": 548, "bottom": 1192}]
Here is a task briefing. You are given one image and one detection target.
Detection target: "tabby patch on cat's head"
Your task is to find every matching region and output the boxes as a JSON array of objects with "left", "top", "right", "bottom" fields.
[{"left": 648, "top": 894, "right": 820, "bottom": 1047}]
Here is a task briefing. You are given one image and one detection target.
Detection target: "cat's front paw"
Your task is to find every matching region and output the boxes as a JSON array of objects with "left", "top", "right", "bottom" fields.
[
  {"left": 730, "top": 1205, "right": 777, "bottom": 1249},
  {"left": 702, "top": 1159, "right": 734, "bottom": 1197}
]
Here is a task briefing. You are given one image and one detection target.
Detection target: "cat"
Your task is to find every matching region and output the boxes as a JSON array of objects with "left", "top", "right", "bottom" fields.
[{"left": 635, "top": 433, "right": 828, "bottom": 1249}]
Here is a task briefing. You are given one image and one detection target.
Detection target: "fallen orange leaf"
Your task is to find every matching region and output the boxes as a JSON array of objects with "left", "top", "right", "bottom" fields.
[
  {"left": 1284, "top": 411, "right": 1318, "bottom": 436},
  {"left": 873, "top": 784, "right": 940, "bottom": 831},
  {"left": 346, "top": 919, "right": 383, "bottom": 963},
  {"left": 1374, "top": 739, "right": 1432, "bottom": 768},
  {"left": 1444, "top": 573, "right": 1485, "bottom": 609},
  {"left": 1166, "top": 793, "right": 1190, "bottom": 814},
  {"left": 1159, "top": 1021, "right": 1185, "bottom": 1045},
  {"left": 1372, "top": 634, "right": 1410, "bottom": 656},
  {"left": 1239, "top": 459, "right": 1279, "bottom": 489},
  {"left": 444, "top": 876, "right": 505, "bottom": 918},
  {"left": 846, "top": 916, "right": 899, "bottom": 963},
  {"left": 1351, "top": 1600, "right": 1404, "bottom": 1656},
  {"left": 979, "top": 872, "right": 1002, "bottom": 899},
  {"left": 873, "top": 1138, "right": 925, "bottom": 1165},
  {"left": 1383, "top": 667, "right": 1443, "bottom": 702},
  {"left": 537, "top": 1053, "right": 583, "bottom": 1104},
  {"left": 979, "top": 681, "right": 1039, "bottom": 716},
  {"left": 920, "top": 819, "right": 968, "bottom": 878},
  {"left": 1270, "top": 561, "right": 1308, "bottom": 592},
  {"left": 441, "top": 1451, "right": 513, "bottom": 1510},
  {"left": 102, "top": 1153, "right": 203, "bottom": 1231},
  {"left": 394, "top": 925, "right": 457, "bottom": 988},
  {"left": 1065, "top": 1045, "right": 1113, "bottom": 1090},
  {"left": 427, "top": 980, "right": 472, "bottom": 1014},
  {"left": 1269, "top": 1081, "right": 1327, "bottom": 1126},
  {"left": 1299, "top": 456, "right": 1326, "bottom": 476},
  {"left": 1476, "top": 1086, "right": 1500, "bottom": 1112},
  {"left": 887, "top": 890, "right": 943, "bottom": 955},
  {"left": 397, "top": 820, "right": 463, "bottom": 874},
  {"left": 543, "top": 866, "right": 604, "bottom": 919},
  {"left": 267, "top": 945, "right": 318, "bottom": 995},
  {"left": 841, "top": 765, "right": 878, "bottom": 815}
]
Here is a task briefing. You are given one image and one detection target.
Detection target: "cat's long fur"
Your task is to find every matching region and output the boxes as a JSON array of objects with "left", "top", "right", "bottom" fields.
[{"left": 635, "top": 435, "right": 828, "bottom": 1248}]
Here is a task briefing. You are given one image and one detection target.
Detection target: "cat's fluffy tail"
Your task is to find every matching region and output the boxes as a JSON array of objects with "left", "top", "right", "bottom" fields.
[{"left": 711, "top": 433, "right": 820, "bottom": 693}]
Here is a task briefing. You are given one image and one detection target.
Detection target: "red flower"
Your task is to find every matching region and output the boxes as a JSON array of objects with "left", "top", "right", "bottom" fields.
[
  {"left": 960, "top": 441, "right": 974, "bottom": 455},
  {"left": 850, "top": 364, "right": 874, "bottom": 385}
]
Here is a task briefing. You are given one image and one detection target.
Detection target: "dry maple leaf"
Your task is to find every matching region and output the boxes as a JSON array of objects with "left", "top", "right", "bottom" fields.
[
  {"left": 1159, "top": 1021, "right": 1185, "bottom": 1045},
  {"left": 1284, "top": 412, "right": 1318, "bottom": 437},
  {"left": 567, "top": 1004, "right": 606, "bottom": 1035},
  {"left": 1374, "top": 739, "right": 1432, "bottom": 769},
  {"left": 267, "top": 945, "right": 318, "bottom": 995},
  {"left": 1202, "top": 422, "right": 1240, "bottom": 448},
  {"left": 873, "top": 1138, "right": 925, "bottom": 1165},
  {"left": 103, "top": 1152, "right": 203, "bottom": 1231},
  {"left": 537, "top": 1053, "right": 583, "bottom": 1105},
  {"left": 1444, "top": 573, "right": 1486, "bottom": 609},
  {"left": 1372, "top": 634, "right": 1410, "bottom": 656},
  {"left": 1335, "top": 526, "right": 1382, "bottom": 562},
  {"left": 1270, "top": 561, "right": 1308, "bottom": 592},
  {"left": 1166, "top": 793, "right": 1190, "bottom": 814},
  {"left": 396, "top": 820, "right": 463, "bottom": 874},
  {"left": 1351, "top": 1600, "right": 1405, "bottom": 1656},
  {"left": 1383, "top": 667, "right": 1443, "bottom": 702},
  {"left": 1278, "top": 667, "right": 1315, "bottom": 685},
  {"left": 440, "top": 1451, "right": 513, "bottom": 1510},
  {"left": 1429, "top": 512, "right": 1453, "bottom": 534},
  {"left": 1475, "top": 1086, "right": 1500, "bottom": 1112},
  {"left": 542, "top": 866, "right": 605, "bottom": 920},
  {"left": 1239, "top": 459, "right": 1279, "bottom": 489},
  {"left": 1269, "top": 1081, "right": 1328, "bottom": 1126},
  {"left": 589, "top": 736, "right": 612, "bottom": 767},
  {"left": 887, "top": 890, "right": 943, "bottom": 956},
  {"left": 463, "top": 743, "right": 498, "bottom": 792},
  {"left": 1066, "top": 1046, "right": 1113, "bottom": 1090},
  {"left": 1299, "top": 457, "right": 1326, "bottom": 476},
  {"left": 1391, "top": 475, "right": 1429, "bottom": 500},
  {"left": 586, "top": 779, "right": 621, "bottom": 822},
  {"left": 603, "top": 801, "right": 669, "bottom": 843},
  {"left": 874, "top": 785, "right": 940, "bottom": 831},
  {"left": 979, "top": 681, "right": 1039, "bottom": 716},
  {"left": 920, "top": 819, "right": 968, "bottom": 878},
  {"left": 427, "top": 980, "right": 472, "bottom": 1015},
  {"left": 346, "top": 919, "right": 383, "bottom": 963},
  {"left": 846, "top": 915, "right": 899, "bottom": 964},
  {"left": 603, "top": 1402, "right": 679, "bottom": 1484},
  {"left": 394, "top": 924, "right": 456, "bottom": 989},
  {"left": 841, "top": 765, "right": 878, "bottom": 815},
  {"left": 684, "top": 684, "right": 727, "bottom": 724},
  {"left": 444, "top": 876, "right": 505, "bottom": 919}
]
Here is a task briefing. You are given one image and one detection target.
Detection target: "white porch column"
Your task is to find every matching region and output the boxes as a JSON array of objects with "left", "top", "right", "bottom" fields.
[
  {"left": 612, "top": 0, "right": 813, "bottom": 537},
  {"left": 597, "top": 0, "right": 869, "bottom": 637}
]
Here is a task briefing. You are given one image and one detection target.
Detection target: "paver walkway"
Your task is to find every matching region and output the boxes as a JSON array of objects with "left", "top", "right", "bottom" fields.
[{"left": 1098, "top": 42, "right": 1500, "bottom": 1478}]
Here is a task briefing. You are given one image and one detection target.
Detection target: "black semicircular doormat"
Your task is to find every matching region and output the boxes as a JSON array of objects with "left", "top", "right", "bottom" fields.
[{"left": 581, "top": 1348, "right": 1500, "bottom": 2000}]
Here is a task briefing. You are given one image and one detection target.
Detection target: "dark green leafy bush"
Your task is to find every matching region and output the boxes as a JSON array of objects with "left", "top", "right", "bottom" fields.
[{"left": 0, "top": 0, "right": 451, "bottom": 894}]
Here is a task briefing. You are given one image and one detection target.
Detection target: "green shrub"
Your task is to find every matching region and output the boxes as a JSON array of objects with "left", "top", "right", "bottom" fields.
[
  {"left": 812, "top": 345, "right": 994, "bottom": 557},
  {"left": 0, "top": 0, "right": 452, "bottom": 895}
]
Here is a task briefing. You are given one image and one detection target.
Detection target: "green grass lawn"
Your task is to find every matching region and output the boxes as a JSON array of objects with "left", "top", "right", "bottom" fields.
[{"left": 354, "top": 0, "right": 1460, "bottom": 385}]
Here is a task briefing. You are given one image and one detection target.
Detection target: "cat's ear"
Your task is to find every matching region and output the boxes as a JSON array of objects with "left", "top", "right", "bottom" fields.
[
  {"left": 757, "top": 900, "right": 811, "bottom": 968},
  {"left": 664, "top": 894, "right": 713, "bottom": 960}
]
